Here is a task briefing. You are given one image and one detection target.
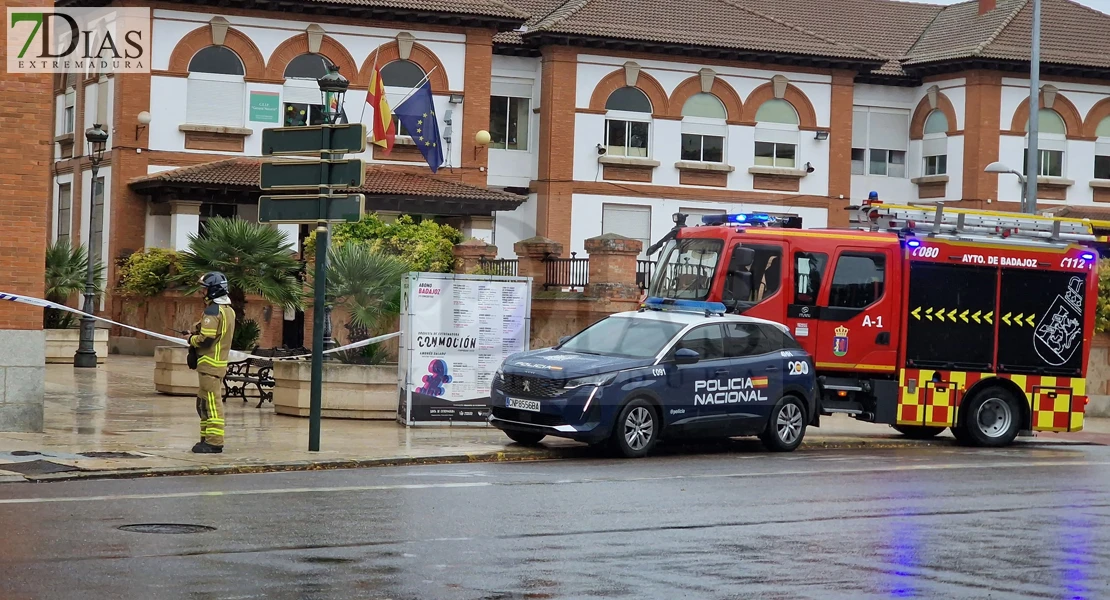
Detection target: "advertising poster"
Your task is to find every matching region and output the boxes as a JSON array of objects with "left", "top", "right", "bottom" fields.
[{"left": 398, "top": 273, "right": 531, "bottom": 425}]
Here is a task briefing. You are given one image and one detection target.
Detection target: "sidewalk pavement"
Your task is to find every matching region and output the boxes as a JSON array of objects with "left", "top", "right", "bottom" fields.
[{"left": 0, "top": 356, "right": 1103, "bottom": 484}]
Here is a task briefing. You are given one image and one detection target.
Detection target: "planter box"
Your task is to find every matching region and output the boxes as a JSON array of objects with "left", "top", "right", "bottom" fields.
[
  {"left": 44, "top": 328, "right": 108, "bottom": 364},
  {"left": 154, "top": 345, "right": 197, "bottom": 396},
  {"left": 273, "top": 361, "right": 398, "bottom": 419}
]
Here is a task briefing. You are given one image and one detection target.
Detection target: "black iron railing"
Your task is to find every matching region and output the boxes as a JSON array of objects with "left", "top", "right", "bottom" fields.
[
  {"left": 636, "top": 259, "right": 655, "bottom": 290},
  {"left": 478, "top": 257, "right": 518, "bottom": 276},
  {"left": 543, "top": 252, "right": 590, "bottom": 289}
]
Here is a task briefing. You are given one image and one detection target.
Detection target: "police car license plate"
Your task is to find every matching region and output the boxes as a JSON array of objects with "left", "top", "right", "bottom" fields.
[{"left": 506, "top": 397, "right": 540, "bottom": 412}]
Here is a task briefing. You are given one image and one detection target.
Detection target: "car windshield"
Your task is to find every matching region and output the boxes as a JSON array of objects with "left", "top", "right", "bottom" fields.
[
  {"left": 559, "top": 317, "right": 686, "bottom": 359},
  {"left": 647, "top": 238, "right": 723, "bottom": 300}
]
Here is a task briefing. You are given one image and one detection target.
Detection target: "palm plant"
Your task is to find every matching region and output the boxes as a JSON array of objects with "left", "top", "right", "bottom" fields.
[
  {"left": 43, "top": 240, "right": 105, "bottom": 329},
  {"left": 176, "top": 217, "right": 304, "bottom": 329},
  {"left": 308, "top": 242, "right": 410, "bottom": 363}
]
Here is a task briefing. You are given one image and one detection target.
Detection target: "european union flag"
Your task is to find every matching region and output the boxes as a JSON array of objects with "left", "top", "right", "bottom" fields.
[{"left": 394, "top": 81, "right": 443, "bottom": 173}]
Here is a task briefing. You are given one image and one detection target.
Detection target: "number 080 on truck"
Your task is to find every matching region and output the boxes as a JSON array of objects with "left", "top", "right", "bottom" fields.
[{"left": 644, "top": 203, "right": 1103, "bottom": 446}]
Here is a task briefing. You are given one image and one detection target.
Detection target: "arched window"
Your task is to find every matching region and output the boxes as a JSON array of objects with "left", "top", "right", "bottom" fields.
[
  {"left": 1096, "top": 116, "right": 1110, "bottom": 180},
  {"left": 923, "top": 110, "right": 949, "bottom": 176},
  {"left": 186, "top": 45, "right": 246, "bottom": 128},
  {"left": 681, "top": 93, "right": 726, "bottom": 163},
  {"left": 754, "top": 99, "right": 799, "bottom": 168},
  {"left": 283, "top": 53, "right": 335, "bottom": 127},
  {"left": 380, "top": 60, "right": 425, "bottom": 88},
  {"left": 1023, "top": 109, "right": 1066, "bottom": 177},
  {"left": 604, "top": 87, "right": 651, "bottom": 157}
]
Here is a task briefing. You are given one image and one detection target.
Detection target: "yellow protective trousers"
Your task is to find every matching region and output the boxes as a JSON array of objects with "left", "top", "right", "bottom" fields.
[{"left": 196, "top": 372, "right": 225, "bottom": 446}]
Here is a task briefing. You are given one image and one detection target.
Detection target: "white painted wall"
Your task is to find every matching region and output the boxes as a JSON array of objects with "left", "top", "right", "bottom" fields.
[
  {"left": 145, "top": 211, "right": 171, "bottom": 249},
  {"left": 493, "top": 193, "right": 538, "bottom": 258},
  {"left": 569, "top": 193, "right": 829, "bottom": 257}
]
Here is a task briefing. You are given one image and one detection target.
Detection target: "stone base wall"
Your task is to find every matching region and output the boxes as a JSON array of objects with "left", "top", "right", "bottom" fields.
[
  {"left": 154, "top": 346, "right": 197, "bottom": 396},
  {"left": 0, "top": 330, "right": 45, "bottom": 432}
]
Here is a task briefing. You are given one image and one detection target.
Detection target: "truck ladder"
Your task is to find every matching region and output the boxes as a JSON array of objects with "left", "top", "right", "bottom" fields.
[{"left": 849, "top": 203, "right": 1109, "bottom": 247}]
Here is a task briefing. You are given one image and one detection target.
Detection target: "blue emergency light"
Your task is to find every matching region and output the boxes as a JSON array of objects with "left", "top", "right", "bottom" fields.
[
  {"left": 1081, "top": 251, "right": 1097, "bottom": 261},
  {"left": 905, "top": 239, "right": 921, "bottom": 248},
  {"left": 642, "top": 297, "right": 727, "bottom": 316},
  {"left": 701, "top": 212, "right": 776, "bottom": 226}
]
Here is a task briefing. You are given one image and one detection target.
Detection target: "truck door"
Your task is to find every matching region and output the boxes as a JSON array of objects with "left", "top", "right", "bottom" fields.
[
  {"left": 813, "top": 247, "right": 900, "bottom": 374},
  {"left": 726, "top": 242, "right": 787, "bottom": 321},
  {"left": 784, "top": 249, "right": 826, "bottom": 357}
]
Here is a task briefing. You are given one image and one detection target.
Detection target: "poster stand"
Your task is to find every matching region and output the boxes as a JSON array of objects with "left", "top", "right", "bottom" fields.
[{"left": 397, "top": 272, "right": 532, "bottom": 427}]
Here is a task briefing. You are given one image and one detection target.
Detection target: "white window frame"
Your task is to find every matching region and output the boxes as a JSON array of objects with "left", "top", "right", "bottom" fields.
[
  {"left": 680, "top": 116, "right": 727, "bottom": 164},
  {"left": 922, "top": 132, "right": 948, "bottom": 176},
  {"left": 187, "top": 72, "right": 246, "bottom": 128},
  {"left": 489, "top": 95, "right": 531, "bottom": 151},
  {"left": 1095, "top": 137, "right": 1110, "bottom": 180},
  {"left": 56, "top": 181, "right": 72, "bottom": 245},
  {"left": 601, "top": 203, "right": 652, "bottom": 258},
  {"left": 852, "top": 107, "right": 910, "bottom": 179},
  {"left": 754, "top": 122, "right": 799, "bottom": 168},
  {"left": 1025, "top": 134, "right": 1066, "bottom": 178},
  {"left": 604, "top": 109, "right": 652, "bottom": 158},
  {"left": 63, "top": 87, "right": 76, "bottom": 134}
]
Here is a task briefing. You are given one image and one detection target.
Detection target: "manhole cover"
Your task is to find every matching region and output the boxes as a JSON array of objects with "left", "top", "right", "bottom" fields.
[
  {"left": 119, "top": 524, "right": 216, "bottom": 534},
  {"left": 11, "top": 451, "right": 42, "bottom": 457},
  {"left": 78, "top": 451, "right": 143, "bottom": 459},
  {"left": 0, "top": 460, "right": 79, "bottom": 475}
]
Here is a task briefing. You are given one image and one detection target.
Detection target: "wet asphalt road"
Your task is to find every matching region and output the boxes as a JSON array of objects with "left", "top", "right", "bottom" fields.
[{"left": 0, "top": 443, "right": 1108, "bottom": 600}]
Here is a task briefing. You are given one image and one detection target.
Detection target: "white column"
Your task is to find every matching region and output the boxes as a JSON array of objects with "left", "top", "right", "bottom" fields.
[
  {"left": 276, "top": 224, "right": 301, "bottom": 253},
  {"left": 463, "top": 215, "right": 494, "bottom": 243},
  {"left": 169, "top": 200, "right": 202, "bottom": 251}
]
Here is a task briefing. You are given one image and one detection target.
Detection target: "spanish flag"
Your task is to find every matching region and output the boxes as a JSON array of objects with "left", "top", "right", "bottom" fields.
[
  {"left": 751, "top": 376, "right": 769, "bottom": 388},
  {"left": 367, "top": 66, "right": 395, "bottom": 154}
]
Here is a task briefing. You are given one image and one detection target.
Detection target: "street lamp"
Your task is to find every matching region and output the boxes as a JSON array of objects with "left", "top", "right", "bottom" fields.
[
  {"left": 985, "top": 161, "right": 1029, "bottom": 208},
  {"left": 317, "top": 64, "right": 348, "bottom": 126},
  {"left": 74, "top": 123, "right": 109, "bottom": 368}
]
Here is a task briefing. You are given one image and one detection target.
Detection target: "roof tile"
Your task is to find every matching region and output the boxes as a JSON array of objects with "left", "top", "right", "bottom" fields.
[{"left": 129, "top": 158, "right": 527, "bottom": 204}]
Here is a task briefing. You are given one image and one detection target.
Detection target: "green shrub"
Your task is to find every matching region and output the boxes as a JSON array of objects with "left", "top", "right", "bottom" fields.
[
  {"left": 232, "top": 318, "right": 261, "bottom": 351},
  {"left": 44, "top": 240, "right": 105, "bottom": 329},
  {"left": 1097, "top": 259, "right": 1110, "bottom": 334},
  {"left": 304, "top": 214, "right": 461, "bottom": 273},
  {"left": 116, "top": 248, "right": 179, "bottom": 298}
]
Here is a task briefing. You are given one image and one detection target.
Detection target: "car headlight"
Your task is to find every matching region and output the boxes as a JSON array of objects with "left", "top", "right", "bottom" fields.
[
  {"left": 495, "top": 368, "right": 504, "bottom": 382},
  {"left": 564, "top": 372, "right": 617, "bottom": 389}
]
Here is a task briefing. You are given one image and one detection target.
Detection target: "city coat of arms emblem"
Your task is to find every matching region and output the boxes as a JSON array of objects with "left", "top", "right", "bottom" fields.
[{"left": 833, "top": 326, "right": 849, "bottom": 357}]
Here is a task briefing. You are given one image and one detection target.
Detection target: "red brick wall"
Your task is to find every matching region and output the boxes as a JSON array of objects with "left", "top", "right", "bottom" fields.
[
  {"left": 536, "top": 46, "right": 578, "bottom": 253},
  {"left": 461, "top": 28, "right": 494, "bottom": 187},
  {"left": 0, "top": 0, "right": 53, "bottom": 330},
  {"left": 962, "top": 71, "right": 1002, "bottom": 203}
]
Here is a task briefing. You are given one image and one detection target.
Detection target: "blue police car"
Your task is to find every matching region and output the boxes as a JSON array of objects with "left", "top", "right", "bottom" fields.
[{"left": 487, "top": 300, "right": 818, "bottom": 457}]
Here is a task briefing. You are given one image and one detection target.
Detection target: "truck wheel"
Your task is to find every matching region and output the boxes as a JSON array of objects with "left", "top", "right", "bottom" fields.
[
  {"left": 504, "top": 430, "right": 545, "bottom": 446},
  {"left": 891, "top": 424, "right": 946, "bottom": 439},
  {"left": 761, "top": 396, "right": 807, "bottom": 452},
  {"left": 962, "top": 386, "right": 1021, "bottom": 447},
  {"left": 611, "top": 399, "right": 659, "bottom": 458}
]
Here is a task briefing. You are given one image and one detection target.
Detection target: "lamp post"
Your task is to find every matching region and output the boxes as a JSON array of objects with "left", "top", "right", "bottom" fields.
[
  {"left": 985, "top": 161, "right": 1028, "bottom": 208},
  {"left": 1023, "top": 0, "right": 1043, "bottom": 215},
  {"left": 74, "top": 124, "right": 109, "bottom": 368},
  {"left": 307, "top": 64, "right": 348, "bottom": 451}
]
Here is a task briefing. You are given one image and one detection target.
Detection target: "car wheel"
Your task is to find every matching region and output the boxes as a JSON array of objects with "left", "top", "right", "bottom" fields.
[
  {"left": 504, "top": 430, "right": 545, "bottom": 446},
  {"left": 611, "top": 399, "right": 659, "bottom": 458},
  {"left": 761, "top": 396, "right": 807, "bottom": 452},
  {"left": 891, "top": 424, "right": 946, "bottom": 439},
  {"left": 962, "top": 386, "right": 1021, "bottom": 447}
]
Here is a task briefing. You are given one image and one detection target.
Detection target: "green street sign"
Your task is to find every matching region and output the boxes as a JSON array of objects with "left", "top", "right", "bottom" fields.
[
  {"left": 258, "top": 194, "right": 365, "bottom": 224},
  {"left": 260, "top": 159, "right": 366, "bottom": 191},
  {"left": 261, "top": 124, "right": 367, "bottom": 156}
]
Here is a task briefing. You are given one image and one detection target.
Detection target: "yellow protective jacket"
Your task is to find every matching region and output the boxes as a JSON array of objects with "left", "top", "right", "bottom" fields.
[{"left": 189, "top": 301, "right": 236, "bottom": 375}]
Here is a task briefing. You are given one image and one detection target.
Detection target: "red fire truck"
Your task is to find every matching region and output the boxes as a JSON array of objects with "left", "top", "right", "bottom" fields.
[{"left": 644, "top": 203, "right": 1102, "bottom": 446}]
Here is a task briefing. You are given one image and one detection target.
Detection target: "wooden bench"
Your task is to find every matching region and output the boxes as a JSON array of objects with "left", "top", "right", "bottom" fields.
[{"left": 222, "top": 358, "right": 275, "bottom": 408}]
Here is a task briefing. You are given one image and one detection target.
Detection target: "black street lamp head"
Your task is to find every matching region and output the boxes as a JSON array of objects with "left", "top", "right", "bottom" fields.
[
  {"left": 85, "top": 123, "right": 108, "bottom": 160},
  {"left": 317, "top": 65, "right": 348, "bottom": 124}
]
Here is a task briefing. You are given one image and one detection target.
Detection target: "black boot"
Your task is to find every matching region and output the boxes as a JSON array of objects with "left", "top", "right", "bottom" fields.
[{"left": 191, "top": 441, "right": 223, "bottom": 454}]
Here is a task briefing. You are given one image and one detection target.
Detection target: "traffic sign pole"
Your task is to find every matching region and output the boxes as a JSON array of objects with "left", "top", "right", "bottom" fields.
[{"left": 308, "top": 124, "right": 332, "bottom": 453}]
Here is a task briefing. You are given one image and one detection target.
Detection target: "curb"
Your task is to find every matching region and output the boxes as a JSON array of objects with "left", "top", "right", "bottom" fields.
[{"left": 8, "top": 435, "right": 1098, "bottom": 483}]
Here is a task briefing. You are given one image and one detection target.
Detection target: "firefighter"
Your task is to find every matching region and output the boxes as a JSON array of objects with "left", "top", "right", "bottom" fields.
[{"left": 188, "top": 272, "right": 236, "bottom": 453}]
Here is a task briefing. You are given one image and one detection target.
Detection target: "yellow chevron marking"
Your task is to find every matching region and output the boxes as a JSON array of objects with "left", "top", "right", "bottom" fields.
[
  {"left": 960, "top": 309, "right": 969, "bottom": 323},
  {"left": 925, "top": 307, "right": 934, "bottom": 321},
  {"left": 1015, "top": 313, "right": 1024, "bottom": 327},
  {"left": 985, "top": 311, "right": 994, "bottom": 325},
  {"left": 947, "top": 309, "right": 957, "bottom": 322},
  {"left": 1026, "top": 314, "right": 1035, "bottom": 326},
  {"left": 1002, "top": 312, "right": 1012, "bottom": 326},
  {"left": 972, "top": 310, "right": 982, "bottom": 324},
  {"left": 912, "top": 307, "right": 922, "bottom": 320}
]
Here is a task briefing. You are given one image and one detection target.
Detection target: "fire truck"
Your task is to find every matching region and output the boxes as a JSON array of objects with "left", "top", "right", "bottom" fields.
[{"left": 643, "top": 203, "right": 1103, "bottom": 446}]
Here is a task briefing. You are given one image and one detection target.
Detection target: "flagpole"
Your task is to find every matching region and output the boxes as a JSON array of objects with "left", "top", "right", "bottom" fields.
[{"left": 394, "top": 66, "right": 438, "bottom": 108}]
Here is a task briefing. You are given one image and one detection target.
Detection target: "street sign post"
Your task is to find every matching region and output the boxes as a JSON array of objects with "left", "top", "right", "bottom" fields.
[
  {"left": 258, "top": 194, "right": 364, "bottom": 223},
  {"left": 261, "top": 124, "right": 367, "bottom": 156},
  {"left": 257, "top": 122, "right": 367, "bottom": 452}
]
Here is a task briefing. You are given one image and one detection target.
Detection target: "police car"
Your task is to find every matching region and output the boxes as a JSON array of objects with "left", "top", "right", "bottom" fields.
[{"left": 487, "top": 299, "right": 818, "bottom": 457}]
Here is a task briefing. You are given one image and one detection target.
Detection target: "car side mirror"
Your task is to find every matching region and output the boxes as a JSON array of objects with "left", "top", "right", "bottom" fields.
[{"left": 674, "top": 348, "right": 700, "bottom": 365}]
